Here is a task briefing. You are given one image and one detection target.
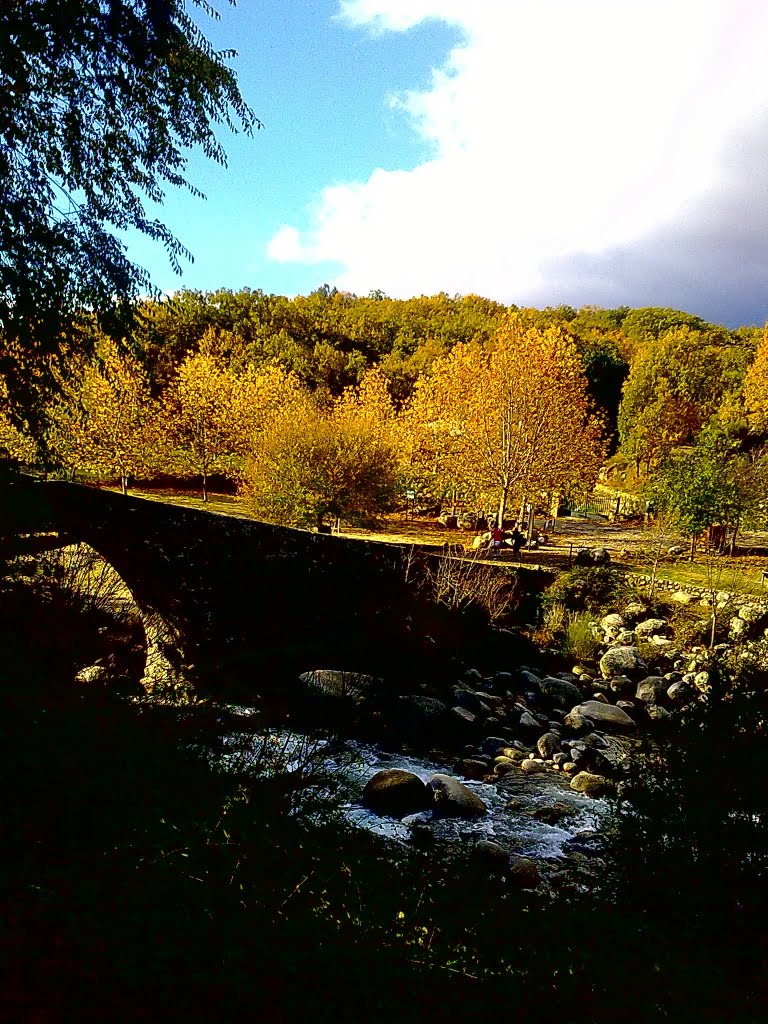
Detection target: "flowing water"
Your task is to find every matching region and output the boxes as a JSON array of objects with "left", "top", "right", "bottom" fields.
[{"left": 218, "top": 707, "right": 608, "bottom": 863}]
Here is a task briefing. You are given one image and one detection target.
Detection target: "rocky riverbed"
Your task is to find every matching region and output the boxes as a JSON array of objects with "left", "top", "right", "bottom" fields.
[
  {"left": 69, "top": 575, "right": 768, "bottom": 891},
  {"left": 216, "top": 718, "right": 609, "bottom": 889}
]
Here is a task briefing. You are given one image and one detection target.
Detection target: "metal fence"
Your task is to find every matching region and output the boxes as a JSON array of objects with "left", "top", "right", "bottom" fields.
[{"left": 562, "top": 492, "right": 645, "bottom": 520}]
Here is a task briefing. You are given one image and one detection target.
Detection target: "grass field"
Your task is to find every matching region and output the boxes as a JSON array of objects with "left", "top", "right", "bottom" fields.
[{"left": 621, "top": 554, "right": 767, "bottom": 597}]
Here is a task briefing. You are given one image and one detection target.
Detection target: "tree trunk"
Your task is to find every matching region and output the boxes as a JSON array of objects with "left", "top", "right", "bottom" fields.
[
  {"left": 689, "top": 534, "right": 696, "bottom": 562},
  {"left": 518, "top": 497, "right": 527, "bottom": 527},
  {"left": 202, "top": 472, "right": 208, "bottom": 503},
  {"left": 729, "top": 523, "right": 738, "bottom": 556},
  {"left": 121, "top": 474, "right": 128, "bottom": 496},
  {"left": 496, "top": 489, "right": 508, "bottom": 529}
]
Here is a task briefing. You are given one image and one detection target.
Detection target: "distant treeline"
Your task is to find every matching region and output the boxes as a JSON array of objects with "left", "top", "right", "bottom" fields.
[
  {"left": 2, "top": 287, "right": 768, "bottom": 537},
  {"left": 132, "top": 287, "right": 763, "bottom": 443}
]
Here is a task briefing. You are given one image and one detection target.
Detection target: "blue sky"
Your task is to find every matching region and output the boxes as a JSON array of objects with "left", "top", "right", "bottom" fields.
[
  {"left": 125, "top": 1, "right": 459, "bottom": 297},
  {"left": 124, "top": 1, "right": 768, "bottom": 327}
]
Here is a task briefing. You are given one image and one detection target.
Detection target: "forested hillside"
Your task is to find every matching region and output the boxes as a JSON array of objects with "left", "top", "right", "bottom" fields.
[{"left": 1, "top": 287, "right": 766, "bottom": 532}]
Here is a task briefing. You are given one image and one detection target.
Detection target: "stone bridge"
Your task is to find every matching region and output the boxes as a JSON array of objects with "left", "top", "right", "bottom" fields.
[{"left": 1, "top": 473, "right": 504, "bottom": 699}]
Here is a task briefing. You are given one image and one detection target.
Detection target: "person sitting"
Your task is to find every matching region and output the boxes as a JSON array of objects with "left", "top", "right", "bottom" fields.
[
  {"left": 490, "top": 524, "right": 505, "bottom": 558},
  {"left": 509, "top": 525, "right": 525, "bottom": 558}
]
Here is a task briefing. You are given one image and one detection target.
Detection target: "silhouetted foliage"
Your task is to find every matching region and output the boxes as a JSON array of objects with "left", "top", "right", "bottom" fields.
[{"left": 0, "top": 1, "right": 256, "bottom": 429}]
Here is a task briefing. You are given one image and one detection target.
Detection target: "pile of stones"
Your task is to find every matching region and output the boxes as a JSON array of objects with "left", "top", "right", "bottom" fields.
[
  {"left": 590, "top": 598, "right": 768, "bottom": 702},
  {"left": 300, "top": 594, "right": 768, "bottom": 810},
  {"left": 445, "top": 665, "right": 638, "bottom": 799}
]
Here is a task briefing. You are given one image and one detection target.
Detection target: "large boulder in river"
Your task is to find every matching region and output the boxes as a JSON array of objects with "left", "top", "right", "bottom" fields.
[
  {"left": 599, "top": 646, "right": 647, "bottom": 679},
  {"left": 520, "top": 669, "right": 543, "bottom": 690},
  {"left": 450, "top": 706, "right": 477, "bottom": 728},
  {"left": 667, "top": 680, "right": 693, "bottom": 703},
  {"left": 299, "top": 669, "right": 381, "bottom": 701},
  {"left": 568, "top": 700, "right": 636, "bottom": 733},
  {"left": 570, "top": 771, "right": 615, "bottom": 798},
  {"left": 508, "top": 855, "right": 542, "bottom": 888},
  {"left": 481, "top": 735, "right": 512, "bottom": 756},
  {"left": 635, "top": 676, "right": 668, "bottom": 703},
  {"left": 430, "top": 773, "right": 487, "bottom": 818},
  {"left": 395, "top": 695, "right": 449, "bottom": 737},
  {"left": 455, "top": 689, "right": 486, "bottom": 716},
  {"left": 537, "top": 731, "right": 562, "bottom": 758},
  {"left": 362, "top": 769, "right": 433, "bottom": 817},
  {"left": 539, "top": 676, "right": 583, "bottom": 707},
  {"left": 457, "top": 759, "right": 490, "bottom": 781},
  {"left": 472, "top": 840, "right": 510, "bottom": 871}
]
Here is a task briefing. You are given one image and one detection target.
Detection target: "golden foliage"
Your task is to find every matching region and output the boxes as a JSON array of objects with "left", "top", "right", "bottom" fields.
[
  {"left": 0, "top": 374, "right": 37, "bottom": 462},
  {"left": 156, "top": 335, "right": 312, "bottom": 498},
  {"left": 743, "top": 325, "right": 768, "bottom": 433},
  {"left": 227, "top": 361, "right": 310, "bottom": 458},
  {"left": 618, "top": 326, "right": 753, "bottom": 467},
  {"left": 47, "top": 336, "right": 152, "bottom": 489},
  {"left": 242, "top": 373, "right": 401, "bottom": 529},
  {"left": 242, "top": 402, "right": 399, "bottom": 530},
  {"left": 155, "top": 346, "right": 238, "bottom": 498},
  {"left": 403, "top": 314, "right": 605, "bottom": 520}
]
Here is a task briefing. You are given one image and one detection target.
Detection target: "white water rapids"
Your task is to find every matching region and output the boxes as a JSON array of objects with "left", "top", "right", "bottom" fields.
[{"left": 217, "top": 709, "right": 608, "bottom": 862}]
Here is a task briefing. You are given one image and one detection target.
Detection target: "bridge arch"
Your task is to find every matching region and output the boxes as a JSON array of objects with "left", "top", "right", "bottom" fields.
[{"left": 1, "top": 475, "right": 450, "bottom": 701}]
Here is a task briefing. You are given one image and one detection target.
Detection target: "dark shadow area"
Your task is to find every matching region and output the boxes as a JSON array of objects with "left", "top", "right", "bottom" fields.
[
  {"left": 0, "top": 475, "right": 540, "bottom": 700},
  {"left": 3, "top": 471, "right": 768, "bottom": 1022}
]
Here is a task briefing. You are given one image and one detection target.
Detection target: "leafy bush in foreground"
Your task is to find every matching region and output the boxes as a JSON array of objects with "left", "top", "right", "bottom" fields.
[{"left": 542, "top": 565, "right": 628, "bottom": 612}]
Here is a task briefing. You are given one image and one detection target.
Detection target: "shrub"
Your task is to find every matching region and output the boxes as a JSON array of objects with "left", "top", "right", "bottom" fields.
[
  {"left": 534, "top": 604, "right": 600, "bottom": 662},
  {"left": 543, "top": 565, "right": 628, "bottom": 612},
  {"left": 664, "top": 603, "right": 711, "bottom": 649},
  {"left": 241, "top": 401, "right": 399, "bottom": 530},
  {"left": 564, "top": 610, "right": 600, "bottom": 662},
  {"left": 533, "top": 600, "right": 568, "bottom": 648},
  {"left": 426, "top": 553, "right": 517, "bottom": 624}
]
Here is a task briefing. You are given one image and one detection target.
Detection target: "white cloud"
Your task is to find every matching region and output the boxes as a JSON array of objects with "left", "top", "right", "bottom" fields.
[
  {"left": 270, "top": 0, "right": 768, "bottom": 317},
  {"left": 267, "top": 226, "right": 309, "bottom": 264}
]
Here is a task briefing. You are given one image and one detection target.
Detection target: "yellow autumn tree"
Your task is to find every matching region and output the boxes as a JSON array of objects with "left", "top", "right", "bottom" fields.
[
  {"left": 335, "top": 366, "right": 401, "bottom": 450},
  {"left": 241, "top": 370, "right": 400, "bottom": 529},
  {"left": 47, "top": 337, "right": 153, "bottom": 492},
  {"left": 400, "top": 374, "right": 462, "bottom": 507},
  {"left": 618, "top": 326, "right": 750, "bottom": 471},
  {"left": 743, "top": 325, "right": 768, "bottom": 434},
  {"left": 156, "top": 338, "right": 314, "bottom": 499},
  {"left": 0, "top": 376, "right": 37, "bottom": 464},
  {"left": 227, "top": 362, "right": 309, "bottom": 461},
  {"left": 407, "top": 315, "right": 605, "bottom": 524},
  {"left": 156, "top": 345, "right": 236, "bottom": 501}
]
